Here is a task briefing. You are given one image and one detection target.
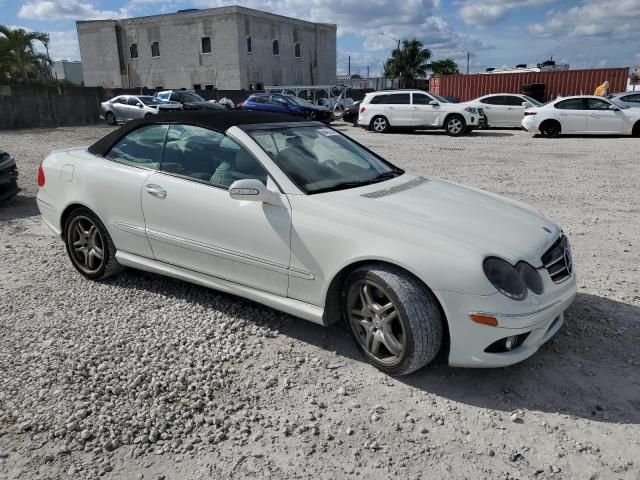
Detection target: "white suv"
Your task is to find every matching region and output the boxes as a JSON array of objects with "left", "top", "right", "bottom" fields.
[{"left": 358, "top": 90, "right": 484, "bottom": 136}]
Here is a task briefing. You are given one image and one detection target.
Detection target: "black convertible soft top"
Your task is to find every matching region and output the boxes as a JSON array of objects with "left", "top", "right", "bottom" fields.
[{"left": 88, "top": 110, "right": 305, "bottom": 157}]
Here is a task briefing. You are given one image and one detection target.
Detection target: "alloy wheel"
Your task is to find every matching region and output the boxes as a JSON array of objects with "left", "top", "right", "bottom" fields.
[
  {"left": 372, "top": 117, "right": 387, "bottom": 132},
  {"left": 67, "top": 215, "right": 105, "bottom": 275},
  {"left": 447, "top": 118, "right": 463, "bottom": 135},
  {"left": 347, "top": 279, "right": 406, "bottom": 366}
]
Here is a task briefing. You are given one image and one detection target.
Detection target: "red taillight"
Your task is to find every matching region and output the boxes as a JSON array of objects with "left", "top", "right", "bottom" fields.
[
  {"left": 238, "top": 102, "right": 244, "bottom": 109},
  {"left": 359, "top": 106, "right": 366, "bottom": 113},
  {"left": 524, "top": 111, "right": 537, "bottom": 116},
  {"left": 37, "top": 163, "right": 45, "bottom": 187}
]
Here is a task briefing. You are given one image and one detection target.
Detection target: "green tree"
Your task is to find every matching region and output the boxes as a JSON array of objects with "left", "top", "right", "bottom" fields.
[
  {"left": 429, "top": 58, "right": 459, "bottom": 76},
  {"left": 383, "top": 39, "right": 432, "bottom": 87},
  {"left": 0, "top": 25, "right": 51, "bottom": 83}
]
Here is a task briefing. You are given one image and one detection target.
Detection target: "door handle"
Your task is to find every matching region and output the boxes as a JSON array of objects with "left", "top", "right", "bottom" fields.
[
  {"left": 145, "top": 184, "right": 167, "bottom": 199},
  {"left": 387, "top": 106, "right": 394, "bottom": 110},
  {"left": 591, "top": 113, "right": 600, "bottom": 117},
  {"left": 559, "top": 113, "right": 568, "bottom": 116}
]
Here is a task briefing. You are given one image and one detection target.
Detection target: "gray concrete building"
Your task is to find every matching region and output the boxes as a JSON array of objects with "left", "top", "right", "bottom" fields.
[
  {"left": 52, "top": 60, "right": 84, "bottom": 85},
  {"left": 76, "top": 6, "right": 336, "bottom": 90}
]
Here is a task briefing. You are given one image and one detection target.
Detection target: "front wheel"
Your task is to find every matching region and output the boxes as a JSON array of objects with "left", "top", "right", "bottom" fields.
[
  {"left": 64, "top": 208, "right": 123, "bottom": 280},
  {"left": 445, "top": 115, "right": 466, "bottom": 136},
  {"left": 343, "top": 265, "right": 443, "bottom": 376}
]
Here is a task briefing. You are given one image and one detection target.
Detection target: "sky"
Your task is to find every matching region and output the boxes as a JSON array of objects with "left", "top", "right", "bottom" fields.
[{"left": 1, "top": 0, "right": 639, "bottom": 76}]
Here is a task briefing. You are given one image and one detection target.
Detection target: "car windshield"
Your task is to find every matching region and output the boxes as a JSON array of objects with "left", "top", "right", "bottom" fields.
[
  {"left": 430, "top": 93, "right": 450, "bottom": 103},
  {"left": 286, "top": 96, "right": 312, "bottom": 106},
  {"left": 139, "top": 96, "right": 162, "bottom": 106},
  {"left": 522, "top": 95, "right": 543, "bottom": 107},
  {"left": 247, "top": 126, "right": 403, "bottom": 194},
  {"left": 180, "top": 91, "right": 206, "bottom": 102}
]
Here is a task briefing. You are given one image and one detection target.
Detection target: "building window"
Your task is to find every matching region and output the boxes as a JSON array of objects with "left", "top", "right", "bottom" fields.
[
  {"left": 151, "top": 41, "right": 160, "bottom": 57},
  {"left": 130, "top": 43, "right": 138, "bottom": 59},
  {"left": 246, "top": 35, "right": 252, "bottom": 53},
  {"left": 201, "top": 37, "right": 211, "bottom": 54},
  {"left": 193, "top": 84, "right": 202, "bottom": 90},
  {"left": 294, "top": 42, "right": 301, "bottom": 58},
  {"left": 272, "top": 39, "right": 279, "bottom": 55},
  {"left": 204, "top": 84, "right": 214, "bottom": 90}
]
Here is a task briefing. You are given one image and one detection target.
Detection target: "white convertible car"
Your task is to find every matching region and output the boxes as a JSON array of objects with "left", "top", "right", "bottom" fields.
[{"left": 37, "top": 111, "right": 576, "bottom": 375}]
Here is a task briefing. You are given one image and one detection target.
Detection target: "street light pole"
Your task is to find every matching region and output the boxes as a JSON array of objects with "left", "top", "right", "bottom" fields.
[{"left": 380, "top": 32, "right": 401, "bottom": 88}]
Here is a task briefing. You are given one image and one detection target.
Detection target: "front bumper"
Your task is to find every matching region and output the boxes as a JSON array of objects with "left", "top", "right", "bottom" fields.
[
  {"left": 0, "top": 156, "right": 20, "bottom": 202},
  {"left": 436, "top": 273, "right": 577, "bottom": 368}
]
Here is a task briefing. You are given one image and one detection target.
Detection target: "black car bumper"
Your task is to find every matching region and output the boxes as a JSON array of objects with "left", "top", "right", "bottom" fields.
[{"left": 0, "top": 152, "right": 19, "bottom": 202}]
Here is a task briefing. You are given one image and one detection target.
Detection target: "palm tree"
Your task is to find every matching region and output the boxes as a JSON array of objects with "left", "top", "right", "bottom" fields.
[
  {"left": 0, "top": 25, "right": 51, "bottom": 83},
  {"left": 429, "top": 58, "right": 459, "bottom": 76},
  {"left": 383, "top": 39, "right": 432, "bottom": 88}
]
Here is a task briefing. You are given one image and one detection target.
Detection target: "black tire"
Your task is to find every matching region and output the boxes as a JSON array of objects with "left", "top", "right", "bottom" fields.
[
  {"left": 445, "top": 114, "right": 467, "bottom": 136},
  {"left": 633, "top": 121, "right": 640, "bottom": 137},
  {"left": 342, "top": 264, "right": 444, "bottom": 376},
  {"left": 105, "top": 112, "right": 116, "bottom": 126},
  {"left": 144, "top": 113, "right": 152, "bottom": 119},
  {"left": 370, "top": 116, "right": 390, "bottom": 133},
  {"left": 64, "top": 207, "right": 123, "bottom": 281},
  {"left": 307, "top": 111, "right": 317, "bottom": 121},
  {"left": 539, "top": 119, "right": 561, "bottom": 138}
]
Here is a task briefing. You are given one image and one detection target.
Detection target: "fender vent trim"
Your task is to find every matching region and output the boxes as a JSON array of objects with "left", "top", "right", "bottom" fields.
[{"left": 361, "top": 176, "right": 429, "bottom": 198}]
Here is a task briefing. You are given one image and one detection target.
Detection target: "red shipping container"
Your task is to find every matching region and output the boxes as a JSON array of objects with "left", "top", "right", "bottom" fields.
[{"left": 429, "top": 68, "right": 629, "bottom": 102}]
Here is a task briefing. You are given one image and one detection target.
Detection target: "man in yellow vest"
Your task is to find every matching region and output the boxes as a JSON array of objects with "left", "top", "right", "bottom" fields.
[{"left": 594, "top": 81, "right": 609, "bottom": 96}]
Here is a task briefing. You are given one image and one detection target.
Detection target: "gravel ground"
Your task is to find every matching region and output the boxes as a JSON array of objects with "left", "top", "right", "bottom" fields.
[{"left": 0, "top": 123, "right": 639, "bottom": 480}]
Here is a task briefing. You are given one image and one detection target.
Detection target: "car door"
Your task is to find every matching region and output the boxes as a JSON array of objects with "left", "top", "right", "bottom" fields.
[
  {"left": 127, "top": 96, "right": 146, "bottom": 119},
  {"left": 553, "top": 98, "right": 587, "bottom": 133},
  {"left": 268, "top": 96, "right": 293, "bottom": 115},
  {"left": 111, "top": 96, "right": 128, "bottom": 120},
  {"left": 585, "top": 97, "right": 627, "bottom": 133},
  {"left": 384, "top": 93, "right": 412, "bottom": 126},
  {"left": 411, "top": 92, "right": 439, "bottom": 127},
  {"left": 94, "top": 124, "right": 168, "bottom": 258},
  {"left": 140, "top": 124, "right": 292, "bottom": 296},
  {"left": 503, "top": 95, "right": 527, "bottom": 126},
  {"left": 479, "top": 95, "right": 509, "bottom": 126}
]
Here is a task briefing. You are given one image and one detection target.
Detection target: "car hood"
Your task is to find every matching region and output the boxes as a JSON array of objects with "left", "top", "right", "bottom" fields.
[{"left": 323, "top": 174, "right": 560, "bottom": 266}]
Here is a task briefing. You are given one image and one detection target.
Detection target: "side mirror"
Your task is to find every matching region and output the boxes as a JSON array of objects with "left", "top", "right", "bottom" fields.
[
  {"left": 428, "top": 100, "right": 438, "bottom": 106},
  {"left": 522, "top": 101, "right": 532, "bottom": 108},
  {"left": 137, "top": 103, "right": 143, "bottom": 108},
  {"left": 229, "top": 179, "right": 271, "bottom": 202},
  {"left": 608, "top": 104, "right": 620, "bottom": 111}
]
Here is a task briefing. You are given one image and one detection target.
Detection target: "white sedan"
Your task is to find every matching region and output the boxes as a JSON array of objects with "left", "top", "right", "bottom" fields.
[
  {"left": 463, "top": 93, "right": 543, "bottom": 128},
  {"left": 100, "top": 95, "right": 182, "bottom": 125},
  {"left": 522, "top": 95, "right": 640, "bottom": 137},
  {"left": 36, "top": 111, "right": 576, "bottom": 375}
]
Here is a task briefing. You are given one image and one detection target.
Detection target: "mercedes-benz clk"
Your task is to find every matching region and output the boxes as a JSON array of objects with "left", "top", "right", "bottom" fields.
[{"left": 36, "top": 111, "right": 576, "bottom": 376}]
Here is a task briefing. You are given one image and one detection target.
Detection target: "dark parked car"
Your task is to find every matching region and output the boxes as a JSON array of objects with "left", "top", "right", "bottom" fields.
[
  {"left": 0, "top": 149, "right": 19, "bottom": 203},
  {"left": 239, "top": 93, "right": 333, "bottom": 123},
  {"left": 154, "top": 90, "right": 225, "bottom": 111},
  {"left": 341, "top": 100, "right": 361, "bottom": 126}
]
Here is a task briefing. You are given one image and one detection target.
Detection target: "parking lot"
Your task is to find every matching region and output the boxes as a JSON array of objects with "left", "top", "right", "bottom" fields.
[{"left": 1, "top": 123, "right": 639, "bottom": 479}]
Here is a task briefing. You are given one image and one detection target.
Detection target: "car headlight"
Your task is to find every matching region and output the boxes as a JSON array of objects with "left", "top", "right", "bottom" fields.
[
  {"left": 483, "top": 257, "right": 527, "bottom": 300},
  {"left": 465, "top": 107, "right": 478, "bottom": 114},
  {"left": 516, "top": 262, "right": 544, "bottom": 294}
]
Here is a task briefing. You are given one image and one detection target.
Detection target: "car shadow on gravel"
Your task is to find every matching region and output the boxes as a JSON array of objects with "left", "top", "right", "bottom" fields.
[
  {"left": 104, "top": 269, "right": 640, "bottom": 425},
  {"left": 0, "top": 194, "right": 39, "bottom": 221},
  {"left": 268, "top": 291, "right": 640, "bottom": 425}
]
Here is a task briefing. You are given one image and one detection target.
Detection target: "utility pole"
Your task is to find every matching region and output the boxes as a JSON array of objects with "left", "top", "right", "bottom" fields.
[
  {"left": 348, "top": 56, "right": 351, "bottom": 77},
  {"left": 367, "top": 65, "right": 370, "bottom": 79},
  {"left": 380, "top": 32, "right": 401, "bottom": 87},
  {"left": 466, "top": 51, "right": 470, "bottom": 75}
]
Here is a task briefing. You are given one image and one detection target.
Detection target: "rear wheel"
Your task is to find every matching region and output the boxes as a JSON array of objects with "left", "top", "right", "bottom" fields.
[
  {"left": 539, "top": 120, "right": 561, "bottom": 138},
  {"left": 144, "top": 113, "right": 152, "bottom": 119},
  {"left": 445, "top": 115, "right": 466, "bottom": 136},
  {"left": 370, "top": 116, "right": 390, "bottom": 133},
  {"left": 105, "top": 112, "right": 116, "bottom": 126},
  {"left": 343, "top": 265, "right": 443, "bottom": 376},
  {"left": 64, "top": 208, "right": 123, "bottom": 280},
  {"left": 633, "top": 121, "right": 640, "bottom": 137}
]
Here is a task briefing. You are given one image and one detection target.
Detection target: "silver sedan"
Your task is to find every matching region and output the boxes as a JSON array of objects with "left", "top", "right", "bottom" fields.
[{"left": 100, "top": 95, "right": 182, "bottom": 125}]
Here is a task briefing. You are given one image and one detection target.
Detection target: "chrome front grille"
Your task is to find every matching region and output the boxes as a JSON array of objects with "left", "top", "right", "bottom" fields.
[{"left": 541, "top": 235, "right": 572, "bottom": 283}]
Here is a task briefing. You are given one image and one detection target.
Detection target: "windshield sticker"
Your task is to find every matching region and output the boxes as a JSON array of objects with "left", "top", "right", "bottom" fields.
[{"left": 317, "top": 128, "right": 340, "bottom": 137}]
